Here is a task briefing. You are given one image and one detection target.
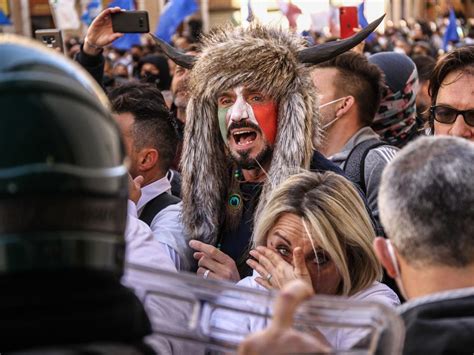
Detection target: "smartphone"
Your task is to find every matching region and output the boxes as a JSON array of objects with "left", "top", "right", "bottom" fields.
[
  {"left": 112, "top": 11, "right": 150, "bottom": 33},
  {"left": 339, "top": 6, "right": 358, "bottom": 39},
  {"left": 35, "top": 29, "right": 64, "bottom": 53}
]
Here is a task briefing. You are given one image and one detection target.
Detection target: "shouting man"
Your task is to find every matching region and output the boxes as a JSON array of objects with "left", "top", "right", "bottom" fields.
[{"left": 152, "top": 18, "right": 384, "bottom": 281}]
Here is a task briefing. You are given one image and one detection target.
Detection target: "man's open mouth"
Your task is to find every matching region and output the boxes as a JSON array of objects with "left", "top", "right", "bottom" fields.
[{"left": 232, "top": 129, "right": 258, "bottom": 146}]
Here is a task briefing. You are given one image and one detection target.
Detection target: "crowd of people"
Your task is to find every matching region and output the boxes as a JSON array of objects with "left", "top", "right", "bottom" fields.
[{"left": 1, "top": 5, "right": 474, "bottom": 354}]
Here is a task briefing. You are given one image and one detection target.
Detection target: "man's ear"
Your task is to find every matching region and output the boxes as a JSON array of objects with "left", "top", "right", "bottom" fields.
[
  {"left": 137, "top": 148, "right": 159, "bottom": 171},
  {"left": 373, "top": 237, "right": 399, "bottom": 279},
  {"left": 335, "top": 95, "right": 355, "bottom": 117}
]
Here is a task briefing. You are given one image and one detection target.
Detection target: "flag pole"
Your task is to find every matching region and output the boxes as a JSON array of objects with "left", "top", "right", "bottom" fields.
[{"left": 201, "top": 0, "right": 209, "bottom": 33}]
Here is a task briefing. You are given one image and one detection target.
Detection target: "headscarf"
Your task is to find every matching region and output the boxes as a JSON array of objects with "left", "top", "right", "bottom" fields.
[{"left": 369, "top": 52, "right": 421, "bottom": 147}]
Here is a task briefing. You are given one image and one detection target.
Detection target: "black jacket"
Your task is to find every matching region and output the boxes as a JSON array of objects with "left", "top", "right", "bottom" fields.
[{"left": 399, "top": 287, "right": 474, "bottom": 355}]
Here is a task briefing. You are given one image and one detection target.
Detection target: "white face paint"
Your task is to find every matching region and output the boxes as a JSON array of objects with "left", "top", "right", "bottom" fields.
[{"left": 225, "top": 86, "right": 259, "bottom": 129}]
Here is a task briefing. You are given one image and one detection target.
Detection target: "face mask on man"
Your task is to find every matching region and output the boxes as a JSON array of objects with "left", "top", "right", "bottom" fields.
[
  {"left": 319, "top": 97, "right": 347, "bottom": 129},
  {"left": 142, "top": 71, "right": 160, "bottom": 84}
]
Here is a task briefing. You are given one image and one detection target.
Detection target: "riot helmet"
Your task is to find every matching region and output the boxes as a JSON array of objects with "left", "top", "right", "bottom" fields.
[{"left": 0, "top": 34, "right": 128, "bottom": 277}]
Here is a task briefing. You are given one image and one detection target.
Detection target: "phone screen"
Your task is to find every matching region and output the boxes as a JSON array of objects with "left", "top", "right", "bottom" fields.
[
  {"left": 111, "top": 11, "right": 150, "bottom": 33},
  {"left": 339, "top": 6, "right": 358, "bottom": 39}
]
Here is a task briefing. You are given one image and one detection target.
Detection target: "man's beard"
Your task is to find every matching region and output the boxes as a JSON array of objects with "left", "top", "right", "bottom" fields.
[
  {"left": 228, "top": 121, "right": 273, "bottom": 169},
  {"left": 172, "top": 80, "right": 189, "bottom": 109},
  {"left": 230, "top": 143, "right": 273, "bottom": 170}
]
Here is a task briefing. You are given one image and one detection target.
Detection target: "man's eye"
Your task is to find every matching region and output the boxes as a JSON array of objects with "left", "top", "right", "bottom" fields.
[
  {"left": 219, "top": 97, "right": 233, "bottom": 106},
  {"left": 277, "top": 247, "right": 290, "bottom": 257},
  {"left": 249, "top": 95, "right": 263, "bottom": 102}
]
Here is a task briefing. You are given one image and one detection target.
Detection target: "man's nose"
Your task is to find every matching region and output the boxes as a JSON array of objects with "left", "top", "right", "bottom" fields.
[
  {"left": 450, "top": 114, "right": 473, "bottom": 140},
  {"left": 230, "top": 97, "right": 249, "bottom": 122}
]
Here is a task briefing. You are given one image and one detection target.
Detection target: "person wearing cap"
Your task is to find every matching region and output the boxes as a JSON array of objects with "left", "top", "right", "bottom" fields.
[
  {"left": 368, "top": 51, "right": 421, "bottom": 147},
  {"left": 151, "top": 18, "right": 385, "bottom": 281}
]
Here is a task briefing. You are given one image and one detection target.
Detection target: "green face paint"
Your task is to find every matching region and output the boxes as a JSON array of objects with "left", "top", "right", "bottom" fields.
[{"left": 218, "top": 107, "right": 230, "bottom": 144}]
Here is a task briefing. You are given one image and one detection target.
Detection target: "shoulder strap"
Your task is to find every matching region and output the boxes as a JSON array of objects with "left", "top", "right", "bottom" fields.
[
  {"left": 139, "top": 192, "right": 181, "bottom": 226},
  {"left": 344, "top": 139, "right": 388, "bottom": 194}
]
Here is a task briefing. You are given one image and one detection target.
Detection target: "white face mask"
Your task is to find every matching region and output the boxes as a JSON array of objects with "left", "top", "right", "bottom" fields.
[
  {"left": 386, "top": 239, "right": 408, "bottom": 299},
  {"left": 319, "top": 97, "right": 347, "bottom": 129}
]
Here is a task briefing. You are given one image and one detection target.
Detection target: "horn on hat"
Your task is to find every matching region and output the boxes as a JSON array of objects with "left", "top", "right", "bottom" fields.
[
  {"left": 148, "top": 33, "right": 196, "bottom": 69},
  {"left": 298, "top": 14, "right": 385, "bottom": 65}
]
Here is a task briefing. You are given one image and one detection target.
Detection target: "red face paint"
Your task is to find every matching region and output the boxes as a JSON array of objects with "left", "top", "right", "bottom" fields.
[{"left": 251, "top": 101, "right": 278, "bottom": 145}]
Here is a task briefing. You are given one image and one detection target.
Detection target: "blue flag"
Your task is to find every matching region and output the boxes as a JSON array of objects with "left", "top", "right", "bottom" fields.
[
  {"left": 358, "top": 1, "right": 375, "bottom": 43},
  {"left": 443, "top": 8, "right": 460, "bottom": 51},
  {"left": 155, "top": 0, "right": 198, "bottom": 44},
  {"left": 107, "top": 0, "right": 141, "bottom": 50},
  {"left": 0, "top": 9, "right": 12, "bottom": 25},
  {"left": 81, "top": 0, "right": 102, "bottom": 26},
  {"left": 247, "top": 0, "right": 254, "bottom": 23}
]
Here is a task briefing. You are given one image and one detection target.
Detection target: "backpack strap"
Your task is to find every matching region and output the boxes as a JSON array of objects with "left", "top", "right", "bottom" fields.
[
  {"left": 139, "top": 192, "right": 181, "bottom": 226},
  {"left": 343, "top": 139, "right": 388, "bottom": 194}
]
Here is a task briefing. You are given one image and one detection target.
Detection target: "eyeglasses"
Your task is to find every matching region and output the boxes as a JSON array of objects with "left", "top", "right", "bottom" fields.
[{"left": 431, "top": 105, "right": 474, "bottom": 127}]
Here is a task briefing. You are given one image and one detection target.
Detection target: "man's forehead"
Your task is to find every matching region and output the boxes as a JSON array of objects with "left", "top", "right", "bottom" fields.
[{"left": 217, "top": 86, "right": 270, "bottom": 97}]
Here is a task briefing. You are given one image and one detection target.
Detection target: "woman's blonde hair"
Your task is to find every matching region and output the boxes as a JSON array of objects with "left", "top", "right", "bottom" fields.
[{"left": 253, "top": 171, "right": 382, "bottom": 296}]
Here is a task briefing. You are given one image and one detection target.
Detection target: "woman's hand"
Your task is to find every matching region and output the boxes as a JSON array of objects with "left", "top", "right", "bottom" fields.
[
  {"left": 189, "top": 240, "right": 240, "bottom": 282},
  {"left": 84, "top": 7, "right": 124, "bottom": 56},
  {"left": 247, "top": 246, "right": 312, "bottom": 290}
]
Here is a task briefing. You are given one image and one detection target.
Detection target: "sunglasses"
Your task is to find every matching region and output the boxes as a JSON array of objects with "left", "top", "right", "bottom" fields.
[{"left": 431, "top": 105, "right": 474, "bottom": 127}]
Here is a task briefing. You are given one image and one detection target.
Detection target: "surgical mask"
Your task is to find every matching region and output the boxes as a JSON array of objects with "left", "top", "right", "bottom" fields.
[
  {"left": 320, "top": 97, "right": 346, "bottom": 129},
  {"left": 386, "top": 240, "right": 408, "bottom": 299}
]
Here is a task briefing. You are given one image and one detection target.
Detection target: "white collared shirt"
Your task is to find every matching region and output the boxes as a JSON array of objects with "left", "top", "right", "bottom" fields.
[{"left": 127, "top": 176, "right": 192, "bottom": 271}]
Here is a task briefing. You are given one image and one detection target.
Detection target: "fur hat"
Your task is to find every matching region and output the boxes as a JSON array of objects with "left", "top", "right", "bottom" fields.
[
  {"left": 183, "top": 25, "right": 317, "bottom": 244},
  {"left": 151, "top": 17, "right": 384, "bottom": 244}
]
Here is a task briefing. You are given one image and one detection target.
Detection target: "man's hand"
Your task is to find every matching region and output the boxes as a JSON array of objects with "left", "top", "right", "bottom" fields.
[
  {"left": 238, "top": 280, "right": 332, "bottom": 354},
  {"left": 128, "top": 174, "right": 144, "bottom": 204},
  {"left": 84, "top": 7, "right": 124, "bottom": 56},
  {"left": 189, "top": 240, "right": 240, "bottom": 282},
  {"left": 247, "top": 246, "right": 312, "bottom": 290}
]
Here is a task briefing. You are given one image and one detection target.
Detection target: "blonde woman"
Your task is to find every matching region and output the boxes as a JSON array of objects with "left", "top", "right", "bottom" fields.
[{"left": 213, "top": 171, "right": 399, "bottom": 350}]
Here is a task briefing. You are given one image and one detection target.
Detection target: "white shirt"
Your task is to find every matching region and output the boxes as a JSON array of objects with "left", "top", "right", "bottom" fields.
[
  {"left": 122, "top": 213, "right": 196, "bottom": 354},
  {"left": 211, "top": 271, "right": 400, "bottom": 350},
  {"left": 128, "top": 176, "right": 192, "bottom": 271}
]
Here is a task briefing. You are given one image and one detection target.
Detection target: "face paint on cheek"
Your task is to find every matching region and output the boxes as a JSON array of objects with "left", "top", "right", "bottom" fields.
[
  {"left": 252, "top": 102, "right": 278, "bottom": 145},
  {"left": 218, "top": 107, "right": 230, "bottom": 144}
]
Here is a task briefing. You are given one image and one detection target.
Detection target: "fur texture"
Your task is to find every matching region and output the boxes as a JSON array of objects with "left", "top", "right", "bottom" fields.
[{"left": 181, "top": 24, "right": 319, "bottom": 245}]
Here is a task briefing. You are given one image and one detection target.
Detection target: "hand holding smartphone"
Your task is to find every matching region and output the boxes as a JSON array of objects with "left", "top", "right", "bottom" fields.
[
  {"left": 339, "top": 6, "right": 358, "bottom": 39},
  {"left": 111, "top": 11, "right": 150, "bottom": 33}
]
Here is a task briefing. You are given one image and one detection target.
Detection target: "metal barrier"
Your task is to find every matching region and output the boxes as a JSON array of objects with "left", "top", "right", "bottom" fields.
[{"left": 125, "top": 263, "right": 405, "bottom": 354}]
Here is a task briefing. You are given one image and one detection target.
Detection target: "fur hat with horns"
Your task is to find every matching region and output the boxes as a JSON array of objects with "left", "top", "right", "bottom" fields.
[{"left": 151, "top": 16, "right": 384, "bottom": 245}]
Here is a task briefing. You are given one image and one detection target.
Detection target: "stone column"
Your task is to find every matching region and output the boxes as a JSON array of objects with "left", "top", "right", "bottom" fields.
[{"left": 392, "top": 0, "right": 402, "bottom": 23}]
